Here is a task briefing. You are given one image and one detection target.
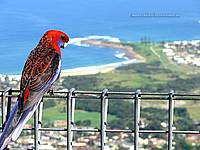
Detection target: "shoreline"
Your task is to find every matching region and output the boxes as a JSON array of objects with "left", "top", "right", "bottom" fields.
[
  {"left": 0, "top": 59, "right": 139, "bottom": 80},
  {"left": 81, "top": 39, "right": 145, "bottom": 62},
  {"left": 61, "top": 59, "right": 138, "bottom": 77},
  {"left": 61, "top": 39, "right": 145, "bottom": 77}
]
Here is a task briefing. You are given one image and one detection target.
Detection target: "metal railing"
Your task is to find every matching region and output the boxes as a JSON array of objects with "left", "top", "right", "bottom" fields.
[{"left": 0, "top": 88, "right": 200, "bottom": 150}]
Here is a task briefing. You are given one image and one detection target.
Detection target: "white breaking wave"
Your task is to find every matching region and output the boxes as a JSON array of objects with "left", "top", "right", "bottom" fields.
[
  {"left": 69, "top": 35, "right": 121, "bottom": 47},
  {"left": 115, "top": 52, "right": 129, "bottom": 60},
  {"left": 69, "top": 37, "right": 90, "bottom": 47},
  {"left": 87, "top": 35, "right": 121, "bottom": 43},
  {"left": 115, "top": 52, "right": 125, "bottom": 59}
]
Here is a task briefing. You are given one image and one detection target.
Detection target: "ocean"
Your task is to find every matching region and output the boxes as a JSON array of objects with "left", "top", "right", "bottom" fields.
[{"left": 0, "top": 0, "right": 200, "bottom": 74}]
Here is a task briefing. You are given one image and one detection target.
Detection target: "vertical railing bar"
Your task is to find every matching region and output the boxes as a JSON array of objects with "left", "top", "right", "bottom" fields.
[
  {"left": 34, "top": 107, "right": 39, "bottom": 150},
  {"left": 6, "top": 89, "right": 12, "bottom": 122},
  {"left": 71, "top": 89, "right": 76, "bottom": 147},
  {"left": 67, "top": 88, "right": 74, "bottom": 150},
  {"left": 1, "top": 88, "right": 12, "bottom": 150},
  {"left": 67, "top": 90, "right": 71, "bottom": 150},
  {"left": 168, "top": 90, "right": 174, "bottom": 150},
  {"left": 103, "top": 92, "right": 108, "bottom": 125},
  {"left": 71, "top": 96, "right": 75, "bottom": 124},
  {"left": 100, "top": 89, "right": 108, "bottom": 150},
  {"left": 134, "top": 89, "right": 141, "bottom": 150},
  {"left": 2, "top": 90, "right": 7, "bottom": 129},
  {"left": 1, "top": 91, "right": 4, "bottom": 131},
  {"left": 38, "top": 98, "right": 43, "bottom": 145}
]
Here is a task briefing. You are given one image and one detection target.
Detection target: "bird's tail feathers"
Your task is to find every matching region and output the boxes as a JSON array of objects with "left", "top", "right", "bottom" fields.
[{"left": 0, "top": 95, "right": 42, "bottom": 150}]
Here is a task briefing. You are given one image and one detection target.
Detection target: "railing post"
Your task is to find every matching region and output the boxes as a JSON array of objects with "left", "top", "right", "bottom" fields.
[
  {"left": 2, "top": 88, "right": 11, "bottom": 130},
  {"left": 1, "top": 91, "right": 5, "bottom": 131},
  {"left": 168, "top": 90, "right": 174, "bottom": 150},
  {"left": 67, "top": 88, "right": 75, "bottom": 150},
  {"left": 6, "top": 89, "right": 12, "bottom": 122},
  {"left": 71, "top": 89, "right": 76, "bottom": 148},
  {"left": 100, "top": 89, "right": 108, "bottom": 150},
  {"left": 38, "top": 98, "right": 43, "bottom": 145},
  {"left": 134, "top": 89, "right": 141, "bottom": 150},
  {"left": 1, "top": 88, "right": 10, "bottom": 131},
  {"left": 34, "top": 107, "right": 39, "bottom": 150}
]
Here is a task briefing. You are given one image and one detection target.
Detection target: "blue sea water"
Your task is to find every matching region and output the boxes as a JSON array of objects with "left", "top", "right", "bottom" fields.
[{"left": 0, "top": 0, "right": 200, "bottom": 74}]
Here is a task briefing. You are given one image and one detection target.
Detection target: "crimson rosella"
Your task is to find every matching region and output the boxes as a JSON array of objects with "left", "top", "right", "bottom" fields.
[{"left": 0, "top": 30, "right": 69, "bottom": 149}]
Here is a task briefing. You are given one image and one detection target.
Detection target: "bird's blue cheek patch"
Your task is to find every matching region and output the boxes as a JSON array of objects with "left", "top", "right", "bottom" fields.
[{"left": 58, "top": 40, "right": 64, "bottom": 48}]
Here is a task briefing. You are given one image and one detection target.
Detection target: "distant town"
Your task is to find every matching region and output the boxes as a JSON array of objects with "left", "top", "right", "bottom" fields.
[
  {"left": 162, "top": 40, "right": 200, "bottom": 66},
  {"left": 7, "top": 121, "right": 200, "bottom": 149}
]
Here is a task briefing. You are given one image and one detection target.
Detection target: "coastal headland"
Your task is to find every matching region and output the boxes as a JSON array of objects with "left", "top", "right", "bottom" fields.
[
  {"left": 61, "top": 39, "right": 145, "bottom": 77},
  {"left": 81, "top": 39, "right": 145, "bottom": 62}
]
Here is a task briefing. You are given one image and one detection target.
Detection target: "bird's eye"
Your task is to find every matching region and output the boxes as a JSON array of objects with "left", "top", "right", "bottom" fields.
[{"left": 60, "top": 34, "right": 65, "bottom": 41}]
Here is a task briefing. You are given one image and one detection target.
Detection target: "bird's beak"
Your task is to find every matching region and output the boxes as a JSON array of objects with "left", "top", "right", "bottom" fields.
[{"left": 64, "top": 42, "right": 68, "bottom": 48}]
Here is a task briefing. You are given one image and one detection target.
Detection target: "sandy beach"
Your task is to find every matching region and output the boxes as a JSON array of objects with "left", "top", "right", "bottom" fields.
[
  {"left": 61, "top": 59, "right": 138, "bottom": 77},
  {"left": 60, "top": 39, "right": 145, "bottom": 77}
]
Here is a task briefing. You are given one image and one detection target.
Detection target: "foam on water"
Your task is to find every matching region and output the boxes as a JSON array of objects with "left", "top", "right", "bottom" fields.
[
  {"left": 69, "top": 35, "right": 121, "bottom": 47},
  {"left": 87, "top": 35, "right": 121, "bottom": 43},
  {"left": 69, "top": 37, "right": 90, "bottom": 47},
  {"left": 115, "top": 51, "right": 129, "bottom": 60}
]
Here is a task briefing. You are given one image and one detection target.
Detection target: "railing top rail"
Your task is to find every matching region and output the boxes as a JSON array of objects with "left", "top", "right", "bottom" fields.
[{"left": 2, "top": 89, "right": 200, "bottom": 101}]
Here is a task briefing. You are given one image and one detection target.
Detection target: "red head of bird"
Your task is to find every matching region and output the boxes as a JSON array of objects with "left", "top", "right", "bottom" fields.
[{"left": 38, "top": 30, "right": 69, "bottom": 56}]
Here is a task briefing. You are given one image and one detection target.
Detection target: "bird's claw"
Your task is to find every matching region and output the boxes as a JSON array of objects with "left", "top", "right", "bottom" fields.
[{"left": 47, "top": 89, "right": 54, "bottom": 96}]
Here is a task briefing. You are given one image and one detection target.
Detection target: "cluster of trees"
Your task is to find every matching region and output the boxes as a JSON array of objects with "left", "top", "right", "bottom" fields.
[
  {"left": 43, "top": 99, "right": 56, "bottom": 109},
  {"left": 117, "top": 61, "right": 171, "bottom": 74},
  {"left": 166, "top": 75, "right": 200, "bottom": 93},
  {"left": 75, "top": 120, "right": 91, "bottom": 126},
  {"left": 62, "top": 75, "right": 100, "bottom": 90}
]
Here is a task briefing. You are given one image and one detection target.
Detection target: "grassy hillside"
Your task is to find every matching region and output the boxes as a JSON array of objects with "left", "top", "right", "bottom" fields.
[
  {"left": 61, "top": 42, "right": 200, "bottom": 122},
  {"left": 63, "top": 42, "right": 200, "bottom": 93}
]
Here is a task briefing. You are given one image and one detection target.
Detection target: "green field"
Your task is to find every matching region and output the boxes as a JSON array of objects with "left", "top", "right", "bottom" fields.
[{"left": 43, "top": 104, "right": 118, "bottom": 127}]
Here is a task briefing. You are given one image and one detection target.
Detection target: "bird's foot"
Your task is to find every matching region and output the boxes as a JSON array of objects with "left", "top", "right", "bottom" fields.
[{"left": 47, "top": 89, "right": 54, "bottom": 96}]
